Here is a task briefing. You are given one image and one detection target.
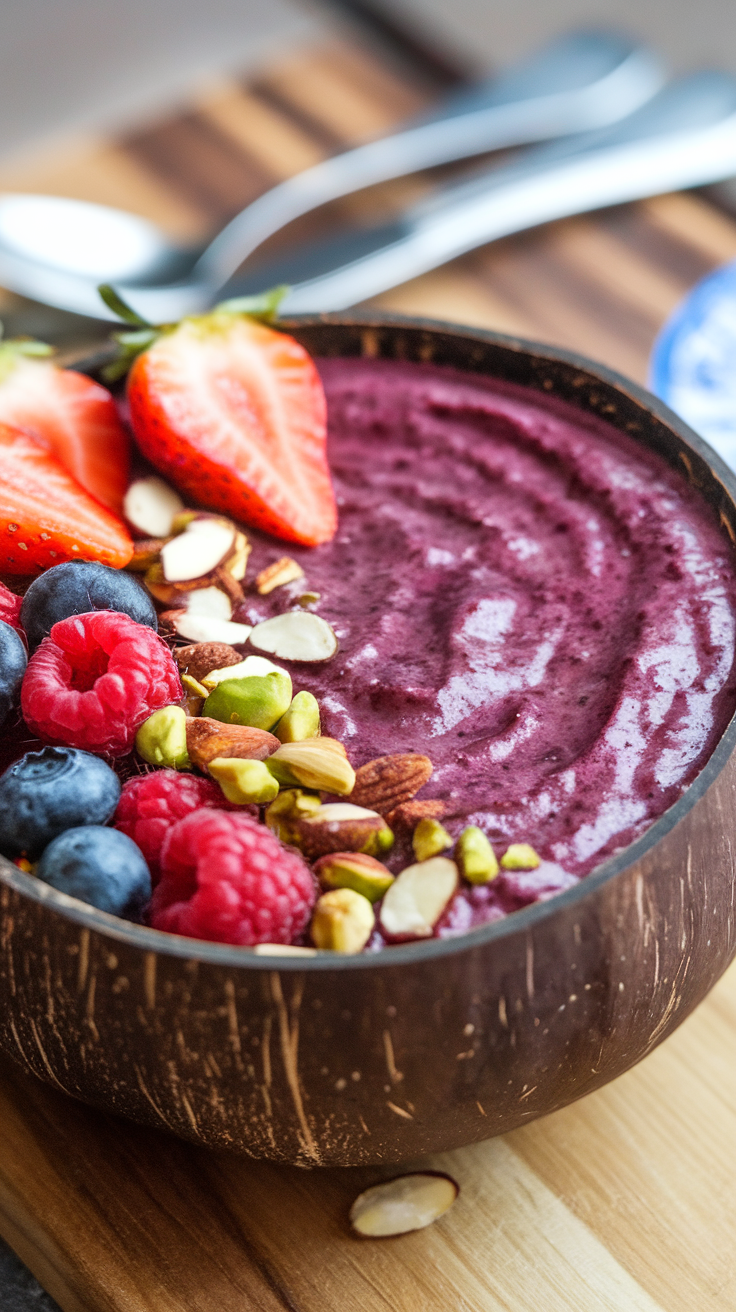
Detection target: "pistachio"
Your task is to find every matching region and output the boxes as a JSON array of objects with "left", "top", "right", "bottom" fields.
[
  {"left": 298, "top": 591, "right": 321, "bottom": 608},
  {"left": 350, "top": 1173, "right": 459, "bottom": 1237},
  {"left": 255, "top": 556, "right": 305, "bottom": 594},
  {"left": 456, "top": 826, "right": 499, "bottom": 884},
  {"left": 207, "top": 757, "right": 280, "bottom": 805},
  {"left": 379, "top": 857, "right": 458, "bottom": 940},
  {"left": 311, "top": 888, "right": 375, "bottom": 953},
  {"left": 170, "top": 510, "right": 199, "bottom": 534},
  {"left": 185, "top": 717, "right": 280, "bottom": 770},
  {"left": 135, "top": 705, "right": 190, "bottom": 769},
  {"left": 128, "top": 537, "right": 169, "bottom": 571},
  {"left": 123, "top": 476, "right": 184, "bottom": 538},
  {"left": 412, "top": 817, "right": 453, "bottom": 863},
  {"left": 181, "top": 672, "right": 209, "bottom": 699},
  {"left": 201, "top": 654, "right": 286, "bottom": 691},
  {"left": 500, "top": 843, "right": 541, "bottom": 870},
  {"left": 270, "top": 800, "right": 393, "bottom": 859},
  {"left": 250, "top": 611, "right": 338, "bottom": 662},
  {"left": 203, "top": 671, "right": 293, "bottom": 732},
  {"left": 264, "top": 789, "right": 322, "bottom": 844},
  {"left": 314, "top": 851, "right": 394, "bottom": 902},
  {"left": 274, "top": 690, "right": 321, "bottom": 742},
  {"left": 266, "top": 737, "right": 356, "bottom": 794},
  {"left": 176, "top": 642, "right": 242, "bottom": 684}
]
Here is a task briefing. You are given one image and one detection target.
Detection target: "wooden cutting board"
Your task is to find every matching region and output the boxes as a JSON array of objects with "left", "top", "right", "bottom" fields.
[{"left": 0, "top": 19, "right": 735, "bottom": 1311}]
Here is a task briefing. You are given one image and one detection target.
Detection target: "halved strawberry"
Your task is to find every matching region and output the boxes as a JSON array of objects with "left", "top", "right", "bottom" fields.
[
  {"left": 127, "top": 313, "right": 337, "bottom": 546},
  {"left": 0, "top": 582, "right": 23, "bottom": 631},
  {"left": 0, "top": 423, "right": 133, "bottom": 573},
  {"left": 0, "top": 356, "right": 130, "bottom": 513}
]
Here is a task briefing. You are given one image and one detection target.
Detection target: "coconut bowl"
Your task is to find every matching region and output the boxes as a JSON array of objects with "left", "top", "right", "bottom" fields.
[{"left": 1, "top": 314, "right": 735, "bottom": 1169}]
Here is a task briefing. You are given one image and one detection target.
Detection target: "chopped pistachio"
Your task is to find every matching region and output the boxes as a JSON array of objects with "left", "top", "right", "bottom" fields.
[
  {"left": 264, "top": 789, "right": 322, "bottom": 844},
  {"left": 311, "top": 888, "right": 375, "bottom": 953},
  {"left": 298, "top": 591, "right": 321, "bottom": 608},
  {"left": 412, "top": 817, "right": 453, "bottom": 863},
  {"left": 500, "top": 842, "right": 541, "bottom": 870},
  {"left": 181, "top": 672, "right": 209, "bottom": 699},
  {"left": 456, "top": 826, "right": 499, "bottom": 885},
  {"left": 207, "top": 757, "right": 280, "bottom": 805},
  {"left": 314, "top": 852, "right": 394, "bottom": 902},
  {"left": 135, "top": 705, "right": 190, "bottom": 769},
  {"left": 266, "top": 737, "right": 355, "bottom": 794},
  {"left": 274, "top": 690, "right": 321, "bottom": 743},
  {"left": 203, "top": 670, "right": 292, "bottom": 731}
]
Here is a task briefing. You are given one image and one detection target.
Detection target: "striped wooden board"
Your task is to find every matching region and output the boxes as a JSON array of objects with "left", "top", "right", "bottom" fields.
[{"left": 0, "top": 21, "right": 735, "bottom": 1312}]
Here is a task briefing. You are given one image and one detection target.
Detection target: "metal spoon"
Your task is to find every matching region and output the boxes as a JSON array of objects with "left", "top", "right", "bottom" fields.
[{"left": 0, "top": 29, "right": 663, "bottom": 319}]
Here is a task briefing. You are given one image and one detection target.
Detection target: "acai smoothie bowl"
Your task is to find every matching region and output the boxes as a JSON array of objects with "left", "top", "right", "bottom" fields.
[{"left": 0, "top": 311, "right": 735, "bottom": 1167}]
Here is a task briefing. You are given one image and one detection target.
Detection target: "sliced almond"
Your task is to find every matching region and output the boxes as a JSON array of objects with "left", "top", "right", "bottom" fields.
[
  {"left": 161, "top": 519, "right": 235, "bottom": 583},
  {"left": 350, "top": 1173, "right": 459, "bottom": 1237},
  {"left": 252, "top": 944, "right": 318, "bottom": 957},
  {"left": 184, "top": 587, "right": 232, "bottom": 620},
  {"left": 124, "top": 476, "right": 184, "bottom": 538},
  {"left": 172, "top": 614, "right": 252, "bottom": 645},
  {"left": 379, "top": 857, "right": 458, "bottom": 940},
  {"left": 250, "top": 612, "right": 337, "bottom": 662},
  {"left": 256, "top": 556, "right": 305, "bottom": 594},
  {"left": 226, "top": 531, "right": 250, "bottom": 581},
  {"left": 201, "top": 654, "right": 287, "bottom": 690}
]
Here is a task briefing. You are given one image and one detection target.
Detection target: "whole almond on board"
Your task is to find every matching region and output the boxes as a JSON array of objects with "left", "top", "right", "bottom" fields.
[
  {"left": 176, "top": 642, "right": 242, "bottom": 684},
  {"left": 386, "top": 799, "right": 447, "bottom": 830},
  {"left": 350, "top": 754, "right": 433, "bottom": 815},
  {"left": 185, "top": 716, "right": 279, "bottom": 770}
]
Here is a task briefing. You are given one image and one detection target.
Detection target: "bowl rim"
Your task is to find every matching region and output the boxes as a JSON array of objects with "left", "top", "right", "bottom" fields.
[{"left": 3, "top": 309, "right": 736, "bottom": 973}]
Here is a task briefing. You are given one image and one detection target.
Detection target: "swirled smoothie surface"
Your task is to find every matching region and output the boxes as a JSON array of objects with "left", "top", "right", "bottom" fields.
[{"left": 239, "top": 357, "right": 736, "bottom": 897}]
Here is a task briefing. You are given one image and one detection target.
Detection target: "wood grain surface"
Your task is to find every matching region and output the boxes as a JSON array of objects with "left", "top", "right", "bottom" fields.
[{"left": 0, "top": 23, "right": 735, "bottom": 1311}]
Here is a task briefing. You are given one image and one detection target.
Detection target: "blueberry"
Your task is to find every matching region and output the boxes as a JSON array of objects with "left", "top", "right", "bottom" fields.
[
  {"left": 0, "top": 747, "right": 121, "bottom": 859},
  {"left": 36, "top": 826, "right": 151, "bottom": 919},
  {"left": 21, "top": 561, "right": 158, "bottom": 651},
  {"left": 0, "top": 620, "right": 27, "bottom": 728}
]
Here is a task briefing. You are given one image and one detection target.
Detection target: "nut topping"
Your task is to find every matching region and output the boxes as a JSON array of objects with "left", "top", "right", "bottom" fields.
[
  {"left": 501, "top": 843, "right": 541, "bottom": 870},
  {"left": 266, "top": 799, "right": 393, "bottom": 859},
  {"left": 349, "top": 753, "right": 433, "bottom": 815},
  {"left": 274, "top": 690, "right": 321, "bottom": 742},
  {"left": 123, "top": 476, "right": 184, "bottom": 538},
  {"left": 266, "top": 737, "right": 356, "bottom": 795},
  {"left": 185, "top": 716, "right": 280, "bottom": 769},
  {"left": 176, "top": 642, "right": 243, "bottom": 684},
  {"left": 207, "top": 757, "right": 279, "bottom": 805},
  {"left": 349, "top": 1173, "right": 459, "bottom": 1237},
  {"left": 256, "top": 556, "right": 305, "bottom": 594},
  {"left": 386, "top": 799, "right": 447, "bottom": 829},
  {"left": 135, "top": 705, "right": 190, "bottom": 769},
  {"left": 161, "top": 517, "right": 236, "bottom": 583},
  {"left": 456, "top": 826, "right": 499, "bottom": 884},
  {"left": 314, "top": 851, "right": 394, "bottom": 902},
  {"left": 412, "top": 817, "right": 452, "bottom": 863},
  {"left": 250, "top": 611, "right": 338, "bottom": 662},
  {"left": 379, "top": 857, "right": 458, "bottom": 940},
  {"left": 311, "top": 887, "right": 375, "bottom": 953}
]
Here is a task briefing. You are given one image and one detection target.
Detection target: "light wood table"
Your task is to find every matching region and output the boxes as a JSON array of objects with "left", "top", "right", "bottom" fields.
[{"left": 0, "top": 23, "right": 734, "bottom": 1312}]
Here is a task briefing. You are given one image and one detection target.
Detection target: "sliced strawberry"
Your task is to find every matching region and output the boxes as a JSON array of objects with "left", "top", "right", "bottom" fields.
[
  {"left": 0, "top": 358, "right": 130, "bottom": 512},
  {"left": 0, "top": 582, "right": 23, "bottom": 631},
  {"left": 127, "top": 314, "right": 337, "bottom": 546},
  {"left": 0, "top": 423, "right": 133, "bottom": 574}
]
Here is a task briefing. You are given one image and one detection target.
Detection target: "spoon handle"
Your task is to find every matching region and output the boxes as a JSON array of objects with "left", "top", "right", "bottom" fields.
[{"left": 194, "top": 30, "right": 662, "bottom": 286}]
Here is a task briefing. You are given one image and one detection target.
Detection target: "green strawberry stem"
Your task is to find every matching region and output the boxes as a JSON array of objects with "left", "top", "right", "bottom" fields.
[
  {"left": 97, "top": 282, "right": 291, "bottom": 383},
  {"left": 0, "top": 322, "right": 54, "bottom": 384}
]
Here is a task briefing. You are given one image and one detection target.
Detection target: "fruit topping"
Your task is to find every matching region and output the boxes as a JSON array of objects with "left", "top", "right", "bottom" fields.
[
  {"left": 0, "top": 582, "right": 23, "bottom": 632},
  {"left": 255, "top": 556, "right": 304, "bottom": 594},
  {"left": 0, "top": 746, "right": 121, "bottom": 859},
  {"left": 0, "top": 423, "right": 133, "bottom": 574},
  {"left": 349, "top": 753, "right": 434, "bottom": 816},
  {"left": 149, "top": 809, "right": 317, "bottom": 946},
  {"left": 126, "top": 311, "right": 337, "bottom": 547},
  {"left": 379, "top": 857, "right": 459, "bottom": 940},
  {"left": 456, "top": 826, "right": 499, "bottom": 884},
  {"left": 113, "top": 769, "right": 228, "bottom": 880},
  {"left": 21, "top": 560, "right": 157, "bottom": 651},
  {"left": 36, "top": 826, "right": 151, "bottom": 919},
  {"left": 123, "top": 475, "right": 184, "bottom": 537},
  {"left": 349, "top": 1174, "right": 459, "bottom": 1238},
  {"left": 203, "top": 669, "right": 292, "bottom": 732},
  {"left": 135, "top": 705, "right": 190, "bottom": 769},
  {"left": 313, "top": 851, "right": 394, "bottom": 902},
  {"left": 21, "top": 611, "right": 182, "bottom": 757},
  {"left": 412, "top": 816, "right": 453, "bottom": 863},
  {"left": 266, "top": 736, "right": 356, "bottom": 794},
  {"left": 0, "top": 620, "right": 27, "bottom": 728},
  {"left": 0, "top": 349, "right": 130, "bottom": 512},
  {"left": 311, "top": 887, "right": 374, "bottom": 954},
  {"left": 249, "top": 611, "right": 338, "bottom": 663},
  {"left": 185, "top": 716, "right": 280, "bottom": 770}
]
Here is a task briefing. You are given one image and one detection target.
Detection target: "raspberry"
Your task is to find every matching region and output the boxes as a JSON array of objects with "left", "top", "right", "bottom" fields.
[
  {"left": 114, "top": 769, "right": 229, "bottom": 881},
  {"left": 21, "top": 610, "right": 182, "bottom": 757},
  {"left": 0, "top": 582, "right": 23, "bottom": 632},
  {"left": 150, "top": 809, "right": 317, "bottom": 946}
]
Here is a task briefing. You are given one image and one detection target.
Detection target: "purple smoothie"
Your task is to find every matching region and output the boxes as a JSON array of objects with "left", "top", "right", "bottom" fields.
[{"left": 238, "top": 357, "right": 736, "bottom": 918}]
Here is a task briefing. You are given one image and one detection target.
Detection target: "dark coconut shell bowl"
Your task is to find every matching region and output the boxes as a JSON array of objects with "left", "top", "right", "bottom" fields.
[{"left": 2, "top": 314, "right": 736, "bottom": 1169}]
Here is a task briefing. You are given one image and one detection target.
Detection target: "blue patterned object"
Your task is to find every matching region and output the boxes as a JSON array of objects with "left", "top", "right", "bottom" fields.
[{"left": 650, "top": 259, "right": 736, "bottom": 469}]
